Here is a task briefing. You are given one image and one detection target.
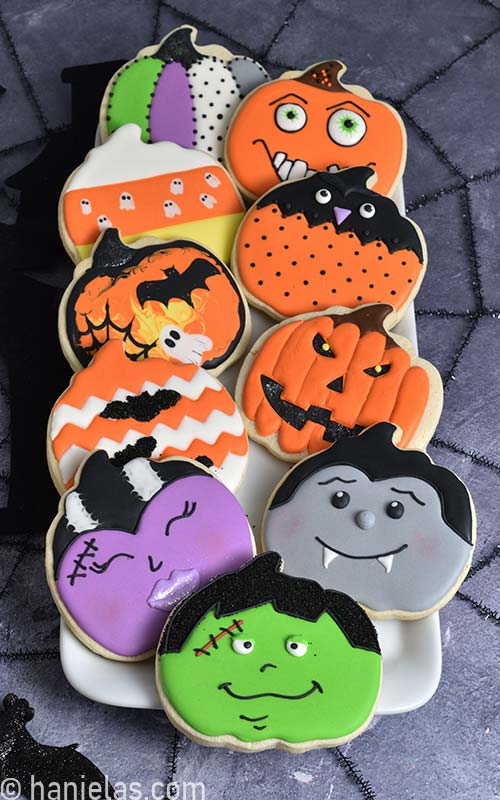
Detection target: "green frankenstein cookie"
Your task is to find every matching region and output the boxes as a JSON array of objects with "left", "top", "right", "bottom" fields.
[{"left": 156, "top": 552, "right": 381, "bottom": 753}]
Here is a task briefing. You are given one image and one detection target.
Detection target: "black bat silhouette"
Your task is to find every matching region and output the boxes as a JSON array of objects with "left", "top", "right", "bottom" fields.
[
  {"left": 136, "top": 258, "right": 219, "bottom": 309},
  {"left": 0, "top": 694, "right": 115, "bottom": 799}
]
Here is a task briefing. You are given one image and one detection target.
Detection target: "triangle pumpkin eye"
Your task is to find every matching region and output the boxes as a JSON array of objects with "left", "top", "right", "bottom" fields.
[
  {"left": 313, "top": 333, "right": 334, "bottom": 358},
  {"left": 364, "top": 363, "right": 391, "bottom": 378}
]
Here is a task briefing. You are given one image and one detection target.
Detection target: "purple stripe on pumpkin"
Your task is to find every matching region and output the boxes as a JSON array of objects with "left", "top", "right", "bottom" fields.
[{"left": 150, "top": 61, "right": 195, "bottom": 147}]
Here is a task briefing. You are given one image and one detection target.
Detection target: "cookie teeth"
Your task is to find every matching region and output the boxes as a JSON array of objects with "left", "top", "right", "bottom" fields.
[
  {"left": 288, "top": 159, "right": 309, "bottom": 180},
  {"left": 277, "top": 158, "right": 293, "bottom": 180},
  {"left": 306, "top": 168, "right": 316, "bottom": 177},
  {"left": 377, "top": 554, "right": 394, "bottom": 574},
  {"left": 328, "top": 164, "right": 340, "bottom": 173},
  {"left": 323, "top": 547, "right": 339, "bottom": 569},
  {"left": 273, "top": 151, "right": 287, "bottom": 169}
]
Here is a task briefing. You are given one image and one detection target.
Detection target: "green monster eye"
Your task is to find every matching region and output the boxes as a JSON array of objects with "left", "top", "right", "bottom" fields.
[
  {"left": 232, "top": 638, "right": 255, "bottom": 655},
  {"left": 275, "top": 102, "right": 307, "bottom": 132},
  {"left": 286, "top": 638, "right": 308, "bottom": 657},
  {"left": 328, "top": 108, "right": 367, "bottom": 146}
]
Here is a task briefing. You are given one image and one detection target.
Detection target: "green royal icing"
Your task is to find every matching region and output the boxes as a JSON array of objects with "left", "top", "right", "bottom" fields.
[
  {"left": 107, "top": 58, "right": 165, "bottom": 142},
  {"left": 159, "top": 602, "right": 381, "bottom": 744}
]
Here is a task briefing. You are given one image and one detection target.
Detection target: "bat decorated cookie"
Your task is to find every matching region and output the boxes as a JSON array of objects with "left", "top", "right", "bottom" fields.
[
  {"left": 46, "top": 452, "right": 255, "bottom": 659},
  {"left": 59, "top": 228, "right": 250, "bottom": 373},
  {"left": 263, "top": 424, "right": 475, "bottom": 620},
  {"left": 233, "top": 167, "right": 426, "bottom": 322},
  {"left": 99, "top": 26, "right": 268, "bottom": 161},
  {"left": 236, "top": 304, "right": 443, "bottom": 462},
  {"left": 156, "top": 552, "right": 381, "bottom": 753},
  {"left": 225, "top": 60, "right": 406, "bottom": 200},
  {"left": 59, "top": 123, "right": 245, "bottom": 264},
  {"left": 47, "top": 339, "right": 249, "bottom": 493}
]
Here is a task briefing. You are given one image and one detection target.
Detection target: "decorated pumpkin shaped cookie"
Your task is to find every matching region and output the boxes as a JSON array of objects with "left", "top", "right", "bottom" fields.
[
  {"left": 264, "top": 424, "right": 475, "bottom": 619},
  {"left": 59, "top": 124, "right": 245, "bottom": 263},
  {"left": 236, "top": 305, "right": 442, "bottom": 462},
  {"left": 46, "top": 452, "right": 255, "bottom": 660},
  {"left": 47, "top": 339, "right": 249, "bottom": 493},
  {"left": 234, "top": 167, "right": 426, "bottom": 322},
  {"left": 157, "top": 552, "right": 381, "bottom": 752},
  {"left": 225, "top": 60, "right": 406, "bottom": 200},
  {"left": 100, "top": 26, "right": 269, "bottom": 160},
  {"left": 60, "top": 229, "right": 249, "bottom": 373}
]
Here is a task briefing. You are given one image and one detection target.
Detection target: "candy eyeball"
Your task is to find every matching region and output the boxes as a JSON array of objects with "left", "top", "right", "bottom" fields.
[
  {"left": 232, "top": 638, "right": 254, "bottom": 654},
  {"left": 275, "top": 103, "right": 307, "bottom": 132},
  {"left": 286, "top": 638, "right": 308, "bottom": 657},
  {"left": 359, "top": 202, "right": 376, "bottom": 219},
  {"left": 328, "top": 108, "right": 367, "bottom": 146},
  {"left": 330, "top": 490, "right": 350, "bottom": 509},
  {"left": 315, "top": 188, "right": 332, "bottom": 204}
]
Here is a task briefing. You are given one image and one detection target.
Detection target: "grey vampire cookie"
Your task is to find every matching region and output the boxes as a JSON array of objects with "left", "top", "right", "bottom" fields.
[{"left": 263, "top": 423, "right": 475, "bottom": 619}]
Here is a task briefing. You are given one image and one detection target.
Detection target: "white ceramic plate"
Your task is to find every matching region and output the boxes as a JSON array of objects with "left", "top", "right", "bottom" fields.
[{"left": 58, "top": 182, "right": 442, "bottom": 714}]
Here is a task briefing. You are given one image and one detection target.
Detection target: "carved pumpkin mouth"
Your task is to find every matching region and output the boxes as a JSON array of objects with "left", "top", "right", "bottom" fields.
[
  {"left": 252, "top": 138, "right": 340, "bottom": 182},
  {"left": 261, "top": 375, "right": 362, "bottom": 443}
]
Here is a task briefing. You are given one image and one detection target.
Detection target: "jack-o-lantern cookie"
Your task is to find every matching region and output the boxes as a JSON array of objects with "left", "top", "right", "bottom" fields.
[
  {"left": 59, "top": 123, "right": 245, "bottom": 263},
  {"left": 225, "top": 60, "right": 406, "bottom": 200},
  {"left": 263, "top": 424, "right": 475, "bottom": 620},
  {"left": 156, "top": 552, "right": 381, "bottom": 753},
  {"left": 59, "top": 229, "right": 250, "bottom": 373},
  {"left": 47, "top": 339, "right": 249, "bottom": 493},
  {"left": 99, "top": 26, "right": 269, "bottom": 161},
  {"left": 233, "top": 168, "right": 426, "bottom": 322},
  {"left": 46, "top": 452, "right": 255, "bottom": 660},
  {"left": 236, "top": 305, "right": 442, "bottom": 462}
]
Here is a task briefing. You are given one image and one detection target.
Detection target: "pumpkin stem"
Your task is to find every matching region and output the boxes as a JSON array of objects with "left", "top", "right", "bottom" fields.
[{"left": 297, "top": 60, "right": 348, "bottom": 92}]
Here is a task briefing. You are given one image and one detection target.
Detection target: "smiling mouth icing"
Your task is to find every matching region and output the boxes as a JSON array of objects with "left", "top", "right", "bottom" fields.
[
  {"left": 272, "top": 151, "right": 340, "bottom": 181},
  {"left": 316, "top": 536, "right": 408, "bottom": 574}
]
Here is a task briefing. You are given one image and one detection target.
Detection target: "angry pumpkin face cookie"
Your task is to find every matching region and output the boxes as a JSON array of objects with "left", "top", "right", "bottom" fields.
[
  {"left": 156, "top": 552, "right": 381, "bottom": 752},
  {"left": 236, "top": 305, "right": 442, "bottom": 462},
  {"left": 233, "top": 167, "right": 426, "bottom": 322},
  {"left": 225, "top": 61, "right": 406, "bottom": 200}
]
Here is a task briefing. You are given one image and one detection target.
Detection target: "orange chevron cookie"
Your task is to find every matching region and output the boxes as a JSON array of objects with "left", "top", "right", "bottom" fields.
[{"left": 47, "top": 340, "right": 248, "bottom": 492}]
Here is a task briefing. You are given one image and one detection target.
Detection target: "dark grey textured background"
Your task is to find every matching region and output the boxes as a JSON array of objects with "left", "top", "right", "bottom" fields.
[{"left": 0, "top": 1, "right": 499, "bottom": 798}]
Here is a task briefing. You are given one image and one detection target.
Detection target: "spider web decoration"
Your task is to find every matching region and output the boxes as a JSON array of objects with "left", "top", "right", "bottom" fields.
[
  {"left": 78, "top": 300, "right": 159, "bottom": 362},
  {"left": 0, "top": 1, "right": 498, "bottom": 798}
]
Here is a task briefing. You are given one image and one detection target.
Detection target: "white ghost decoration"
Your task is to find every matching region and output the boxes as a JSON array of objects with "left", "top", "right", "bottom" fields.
[
  {"left": 97, "top": 215, "right": 112, "bottom": 231},
  {"left": 163, "top": 200, "right": 182, "bottom": 218},
  {"left": 170, "top": 178, "right": 184, "bottom": 195},
  {"left": 160, "top": 326, "right": 213, "bottom": 366},
  {"left": 204, "top": 172, "right": 221, "bottom": 188},
  {"left": 199, "top": 193, "right": 217, "bottom": 209},
  {"left": 80, "top": 198, "right": 92, "bottom": 215},
  {"left": 119, "top": 192, "right": 135, "bottom": 210}
]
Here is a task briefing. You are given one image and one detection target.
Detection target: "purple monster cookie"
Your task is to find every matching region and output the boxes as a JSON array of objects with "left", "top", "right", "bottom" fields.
[{"left": 46, "top": 452, "right": 255, "bottom": 660}]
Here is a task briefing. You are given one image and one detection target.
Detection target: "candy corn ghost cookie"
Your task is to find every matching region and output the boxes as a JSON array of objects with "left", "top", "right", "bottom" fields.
[
  {"left": 47, "top": 339, "right": 249, "bottom": 493},
  {"left": 236, "top": 305, "right": 442, "bottom": 462},
  {"left": 225, "top": 60, "right": 406, "bottom": 200},
  {"left": 99, "top": 26, "right": 269, "bottom": 161},
  {"left": 233, "top": 167, "right": 426, "bottom": 322},
  {"left": 156, "top": 552, "right": 381, "bottom": 753},
  {"left": 59, "top": 229, "right": 250, "bottom": 373},
  {"left": 263, "top": 424, "right": 475, "bottom": 620},
  {"left": 59, "top": 123, "right": 245, "bottom": 264},
  {"left": 46, "top": 453, "right": 255, "bottom": 660}
]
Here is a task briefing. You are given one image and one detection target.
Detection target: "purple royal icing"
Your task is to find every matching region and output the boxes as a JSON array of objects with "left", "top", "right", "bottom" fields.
[
  {"left": 149, "top": 61, "right": 194, "bottom": 147},
  {"left": 57, "top": 475, "right": 253, "bottom": 657}
]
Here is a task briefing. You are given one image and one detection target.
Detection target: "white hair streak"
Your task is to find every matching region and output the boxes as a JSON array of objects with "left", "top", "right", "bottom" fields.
[
  {"left": 65, "top": 491, "right": 99, "bottom": 532},
  {"left": 122, "top": 458, "right": 163, "bottom": 501}
]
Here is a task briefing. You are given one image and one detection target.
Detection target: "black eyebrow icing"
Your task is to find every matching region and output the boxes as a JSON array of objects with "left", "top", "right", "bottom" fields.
[
  {"left": 390, "top": 487, "right": 426, "bottom": 506},
  {"left": 318, "top": 476, "right": 357, "bottom": 485},
  {"left": 269, "top": 92, "right": 309, "bottom": 107},
  {"left": 325, "top": 100, "right": 371, "bottom": 118}
]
